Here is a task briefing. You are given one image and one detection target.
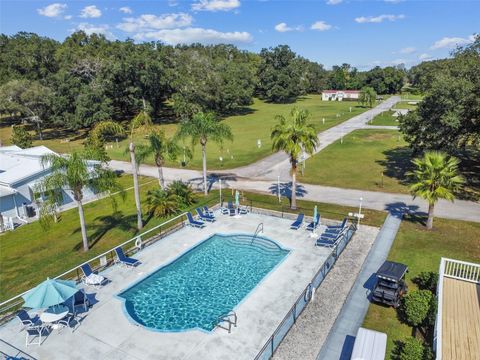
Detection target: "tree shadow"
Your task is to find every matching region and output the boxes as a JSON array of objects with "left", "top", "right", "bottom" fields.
[
  {"left": 376, "top": 147, "right": 413, "bottom": 187},
  {"left": 71, "top": 211, "right": 138, "bottom": 251},
  {"left": 268, "top": 182, "right": 307, "bottom": 201},
  {"left": 220, "top": 106, "right": 256, "bottom": 117},
  {"left": 456, "top": 147, "right": 480, "bottom": 201},
  {"left": 384, "top": 202, "right": 423, "bottom": 220}
]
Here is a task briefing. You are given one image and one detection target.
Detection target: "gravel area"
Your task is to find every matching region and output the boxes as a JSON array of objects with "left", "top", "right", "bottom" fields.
[{"left": 272, "top": 225, "right": 379, "bottom": 360}]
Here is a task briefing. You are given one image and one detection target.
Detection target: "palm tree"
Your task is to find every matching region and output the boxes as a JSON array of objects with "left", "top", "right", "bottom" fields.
[
  {"left": 176, "top": 112, "right": 233, "bottom": 195},
  {"left": 271, "top": 108, "right": 319, "bottom": 209},
  {"left": 167, "top": 180, "right": 196, "bottom": 206},
  {"left": 128, "top": 111, "right": 152, "bottom": 230},
  {"left": 38, "top": 151, "right": 124, "bottom": 252},
  {"left": 145, "top": 189, "right": 180, "bottom": 217},
  {"left": 409, "top": 151, "right": 464, "bottom": 230},
  {"left": 136, "top": 130, "right": 181, "bottom": 189}
]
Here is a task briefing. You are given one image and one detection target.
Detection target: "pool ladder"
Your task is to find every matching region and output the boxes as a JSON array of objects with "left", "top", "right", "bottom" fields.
[
  {"left": 252, "top": 223, "right": 264, "bottom": 243},
  {"left": 216, "top": 311, "right": 238, "bottom": 333}
]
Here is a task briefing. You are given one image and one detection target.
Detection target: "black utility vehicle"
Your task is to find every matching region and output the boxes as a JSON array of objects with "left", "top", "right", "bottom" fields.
[{"left": 371, "top": 261, "right": 408, "bottom": 308}]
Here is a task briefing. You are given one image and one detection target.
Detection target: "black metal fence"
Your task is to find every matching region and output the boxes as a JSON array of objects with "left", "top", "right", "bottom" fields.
[{"left": 253, "top": 219, "right": 357, "bottom": 360}]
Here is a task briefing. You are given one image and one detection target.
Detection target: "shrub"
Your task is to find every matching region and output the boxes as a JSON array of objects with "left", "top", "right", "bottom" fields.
[
  {"left": 145, "top": 189, "right": 180, "bottom": 217},
  {"left": 400, "top": 337, "right": 433, "bottom": 360},
  {"left": 167, "top": 180, "right": 196, "bottom": 206},
  {"left": 402, "top": 290, "right": 433, "bottom": 327},
  {"left": 413, "top": 272, "right": 438, "bottom": 292},
  {"left": 11, "top": 125, "right": 33, "bottom": 148}
]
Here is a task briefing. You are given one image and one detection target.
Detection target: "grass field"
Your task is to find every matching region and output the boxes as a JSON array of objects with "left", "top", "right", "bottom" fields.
[
  {"left": 0, "top": 96, "right": 369, "bottom": 170},
  {"left": 0, "top": 184, "right": 386, "bottom": 302},
  {"left": 393, "top": 101, "right": 418, "bottom": 110},
  {"left": 400, "top": 94, "right": 424, "bottom": 101},
  {"left": 370, "top": 111, "right": 400, "bottom": 126},
  {"left": 299, "top": 129, "right": 411, "bottom": 194},
  {"left": 0, "top": 175, "right": 219, "bottom": 302},
  {"left": 362, "top": 215, "right": 480, "bottom": 358}
]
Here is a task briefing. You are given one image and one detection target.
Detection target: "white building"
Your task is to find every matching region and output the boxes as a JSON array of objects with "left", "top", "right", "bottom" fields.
[
  {"left": 0, "top": 145, "right": 98, "bottom": 221},
  {"left": 322, "top": 90, "right": 361, "bottom": 101}
]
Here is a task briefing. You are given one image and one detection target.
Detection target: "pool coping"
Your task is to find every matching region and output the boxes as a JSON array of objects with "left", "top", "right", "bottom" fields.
[{"left": 115, "top": 231, "right": 292, "bottom": 334}]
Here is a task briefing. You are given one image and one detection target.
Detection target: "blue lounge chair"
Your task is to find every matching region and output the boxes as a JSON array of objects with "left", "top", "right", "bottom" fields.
[
  {"left": 306, "top": 214, "right": 321, "bottom": 231},
  {"left": 17, "top": 310, "right": 41, "bottom": 330},
  {"left": 115, "top": 247, "right": 140, "bottom": 268},
  {"left": 80, "top": 264, "right": 106, "bottom": 289},
  {"left": 187, "top": 212, "right": 206, "bottom": 228},
  {"left": 196, "top": 208, "right": 215, "bottom": 222},
  {"left": 65, "top": 290, "right": 90, "bottom": 317},
  {"left": 327, "top": 218, "right": 348, "bottom": 230},
  {"left": 290, "top": 213, "right": 304, "bottom": 230},
  {"left": 203, "top": 206, "right": 215, "bottom": 217},
  {"left": 315, "top": 234, "right": 338, "bottom": 248},
  {"left": 227, "top": 201, "right": 236, "bottom": 216}
]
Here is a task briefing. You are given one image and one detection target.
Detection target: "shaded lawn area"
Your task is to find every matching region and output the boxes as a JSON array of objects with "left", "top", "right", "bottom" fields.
[
  {"left": 0, "top": 175, "right": 219, "bottom": 302},
  {"left": 393, "top": 102, "right": 418, "bottom": 110},
  {"left": 0, "top": 185, "right": 386, "bottom": 302},
  {"left": 370, "top": 111, "right": 400, "bottom": 127},
  {"left": 400, "top": 94, "right": 424, "bottom": 101},
  {"left": 299, "top": 129, "right": 412, "bottom": 194},
  {"left": 0, "top": 96, "right": 368, "bottom": 170},
  {"left": 362, "top": 215, "right": 480, "bottom": 359}
]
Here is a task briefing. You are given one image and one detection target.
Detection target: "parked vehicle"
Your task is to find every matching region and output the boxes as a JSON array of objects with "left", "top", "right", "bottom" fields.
[{"left": 371, "top": 261, "right": 408, "bottom": 308}]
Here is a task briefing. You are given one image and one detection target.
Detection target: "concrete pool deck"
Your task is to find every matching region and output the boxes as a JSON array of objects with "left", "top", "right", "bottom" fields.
[{"left": 0, "top": 212, "right": 376, "bottom": 360}]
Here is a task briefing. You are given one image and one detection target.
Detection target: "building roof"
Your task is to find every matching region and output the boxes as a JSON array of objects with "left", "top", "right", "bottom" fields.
[
  {"left": 322, "top": 90, "right": 361, "bottom": 94},
  {"left": 436, "top": 258, "right": 480, "bottom": 360},
  {"left": 0, "top": 146, "right": 57, "bottom": 186}
]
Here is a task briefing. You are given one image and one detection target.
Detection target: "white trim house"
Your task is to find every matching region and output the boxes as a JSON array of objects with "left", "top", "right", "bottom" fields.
[
  {"left": 322, "top": 90, "right": 361, "bottom": 101},
  {"left": 0, "top": 145, "right": 98, "bottom": 220}
]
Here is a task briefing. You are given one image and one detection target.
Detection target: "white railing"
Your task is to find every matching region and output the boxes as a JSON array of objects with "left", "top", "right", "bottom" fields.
[
  {"left": 442, "top": 258, "right": 480, "bottom": 284},
  {"left": 0, "top": 211, "right": 191, "bottom": 317}
]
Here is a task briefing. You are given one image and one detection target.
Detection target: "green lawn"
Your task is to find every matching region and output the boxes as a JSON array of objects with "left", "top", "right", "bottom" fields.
[
  {"left": 0, "top": 175, "right": 219, "bottom": 302},
  {"left": 370, "top": 111, "right": 400, "bottom": 127},
  {"left": 299, "top": 129, "right": 412, "bottom": 194},
  {"left": 362, "top": 215, "right": 480, "bottom": 358},
  {"left": 0, "top": 96, "right": 369, "bottom": 170},
  {"left": 400, "top": 94, "right": 424, "bottom": 101},
  {"left": 0, "top": 185, "right": 386, "bottom": 302},
  {"left": 393, "top": 101, "right": 418, "bottom": 110}
]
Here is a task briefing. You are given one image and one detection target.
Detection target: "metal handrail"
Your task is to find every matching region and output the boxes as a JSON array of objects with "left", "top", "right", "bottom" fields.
[
  {"left": 251, "top": 222, "right": 264, "bottom": 242},
  {"left": 216, "top": 311, "right": 237, "bottom": 333}
]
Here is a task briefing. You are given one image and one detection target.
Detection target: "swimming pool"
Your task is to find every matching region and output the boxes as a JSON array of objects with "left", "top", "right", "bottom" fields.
[{"left": 118, "top": 233, "right": 289, "bottom": 332}]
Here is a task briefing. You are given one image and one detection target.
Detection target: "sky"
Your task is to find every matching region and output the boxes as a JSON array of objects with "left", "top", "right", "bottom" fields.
[{"left": 0, "top": 0, "right": 478, "bottom": 69}]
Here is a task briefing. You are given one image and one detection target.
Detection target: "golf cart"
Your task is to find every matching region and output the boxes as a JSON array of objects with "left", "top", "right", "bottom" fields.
[{"left": 372, "top": 261, "right": 408, "bottom": 308}]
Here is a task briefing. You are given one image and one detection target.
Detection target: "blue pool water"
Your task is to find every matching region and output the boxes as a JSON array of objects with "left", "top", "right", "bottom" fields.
[{"left": 118, "top": 233, "right": 289, "bottom": 332}]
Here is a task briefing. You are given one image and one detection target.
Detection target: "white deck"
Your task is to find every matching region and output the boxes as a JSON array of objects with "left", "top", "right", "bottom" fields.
[{"left": 0, "top": 212, "right": 366, "bottom": 360}]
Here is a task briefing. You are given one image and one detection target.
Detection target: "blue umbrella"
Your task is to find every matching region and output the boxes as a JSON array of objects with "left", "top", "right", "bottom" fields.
[
  {"left": 235, "top": 190, "right": 240, "bottom": 208},
  {"left": 22, "top": 278, "right": 78, "bottom": 309},
  {"left": 313, "top": 206, "right": 318, "bottom": 229}
]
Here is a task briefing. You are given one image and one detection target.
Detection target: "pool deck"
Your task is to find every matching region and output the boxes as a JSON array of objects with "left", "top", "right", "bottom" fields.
[{"left": 0, "top": 211, "right": 356, "bottom": 360}]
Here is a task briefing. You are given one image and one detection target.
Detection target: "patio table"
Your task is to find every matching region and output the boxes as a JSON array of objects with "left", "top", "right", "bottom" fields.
[{"left": 40, "top": 305, "right": 69, "bottom": 329}]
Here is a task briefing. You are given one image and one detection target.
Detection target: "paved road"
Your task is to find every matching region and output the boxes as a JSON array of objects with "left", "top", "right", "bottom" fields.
[{"left": 109, "top": 96, "right": 480, "bottom": 223}]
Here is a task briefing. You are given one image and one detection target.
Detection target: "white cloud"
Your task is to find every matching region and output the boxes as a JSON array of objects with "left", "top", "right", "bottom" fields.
[
  {"left": 326, "top": 0, "right": 343, "bottom": 4},
  {"left": 168, "top": 0, "right": 179, "bottom": 6},
  {"left": 134, "top": 27, "right": 252, "bottom": 45},
  {"left": 117, "top": 13, "right": 193, "bottom": 32},
  {"left": 76, "top": 23, "right": 115, "bottom": 40},
  {"left": 80, "top": 5, "right": 102, "bottom": 18},
  {"left": 37, "top": 3, "right": 67, "bottom": 18},
  {"left": 119, "top": 7, "right": 132, "bottom": 14},
  {"left": 399, "top": 47, "right": 415, "bottom": 54},
  {"left": 311, "top": 21, "right": 332, "bottom": 31},
  {"left": 64, "top": 15, "right": 72, "bottom": 20},
  {"left": 419, "top": 53, "right": 432, "bottom": 60},
  {"left": 355, "top": 14, "right": 405, "bottom": 23},
  {"left": 274, "top": 22, "right": 303, "bottom": 33},
  {"left": 391, "top": 58, "right": 406, "bottom": 65},
  {"left": 430, "top": 35, "right": 475, "bottom": 50},
  {"left": 192, "top": 0, "right": 240, "bottom": 12}
]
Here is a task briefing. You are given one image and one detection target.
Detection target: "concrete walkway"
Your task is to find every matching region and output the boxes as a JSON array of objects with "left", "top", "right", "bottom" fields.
[{"left": 316, "top": 209, "right": 404, "bottom": 360}]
